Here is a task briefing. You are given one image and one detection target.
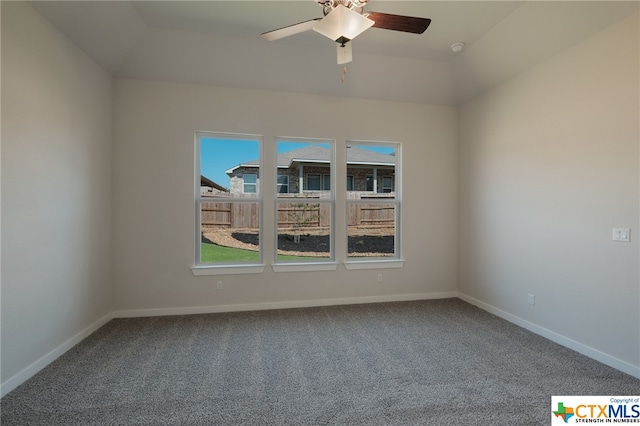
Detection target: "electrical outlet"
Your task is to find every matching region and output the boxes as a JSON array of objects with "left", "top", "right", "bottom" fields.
[
  {"left": 613, "top": 228, "right": 631, "bottom": 242},
  {"left": 377, "top": 274, "right": 383, "bottom": 282},
  {"left": 216, "top": 281, "right": 223, "bottom": 290},
  {"left": 528, "top": 293, "right": 535, "bottom": 306}
]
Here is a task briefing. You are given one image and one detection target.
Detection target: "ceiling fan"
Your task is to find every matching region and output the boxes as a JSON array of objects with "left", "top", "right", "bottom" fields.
[{"left": 261, "top": 0, "right": 431, "bottom": 64}]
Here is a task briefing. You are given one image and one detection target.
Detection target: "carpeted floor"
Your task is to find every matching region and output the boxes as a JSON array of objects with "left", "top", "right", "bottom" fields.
[{"left": 2, "top": 299, "right": 638, "bottom": 425}]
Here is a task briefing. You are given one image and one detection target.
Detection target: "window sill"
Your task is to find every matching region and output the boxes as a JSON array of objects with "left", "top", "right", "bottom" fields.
[
  {"left": 343, "top": 259, "right": 405, "bottom": 270},
  {"left": 192, "top": 264, "right": 266, "bottom": 276},
  {"left": 272, "top": 262, "right": 339, "bottom": 273}
]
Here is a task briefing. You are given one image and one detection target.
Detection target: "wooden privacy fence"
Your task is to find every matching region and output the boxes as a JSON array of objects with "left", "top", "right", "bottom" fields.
[
  {"left": 347, "top": 204, "right": 394, "bottom": 227},
  {"left": 201, "top": 200, "right": 394, "bottom": 229}
]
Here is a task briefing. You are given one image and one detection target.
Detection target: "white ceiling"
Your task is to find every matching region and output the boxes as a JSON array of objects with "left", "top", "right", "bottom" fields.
[{"left": 30, "top": 1, "right": 638, "bottom": 105}]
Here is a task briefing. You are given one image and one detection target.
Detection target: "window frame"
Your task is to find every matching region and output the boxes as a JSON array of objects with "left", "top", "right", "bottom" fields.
[
  {"left": 366, "top": 175, "right": 374, "bottom": 192},
  {"left": 193, "top": 131, "right": 265, "bottom": 275},
  {"left": 382, "top": 176, "right": 394, "bottom": 193},
  {"left": 344, "top": 140, "right": 403, "bottom": 269},
  {"left": 243, "top": 173, "right": 258, "bottom": 194},
  {"left": 346, "top": 175, "right": 354, "bottom": 191},
  {"left": 322, "top": 174, "right": 331, "bottom": 191},
  {"left": 277, "top": 174, "right": 289, "bottom": 194},
  {"left": 306, "top": 173, "right": 322, "bottom": 191},
  {"left": 273, "top": 137, "right": 337, "bottom": 272},
  {"left": 193, "top": 133, "right": 402, "bottom": 274}
]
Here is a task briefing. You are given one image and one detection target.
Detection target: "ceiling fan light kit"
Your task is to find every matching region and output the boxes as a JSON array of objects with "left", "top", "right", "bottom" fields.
[
  {"left": 313, "top": 4, "right": 374, "bottom": 44},
  {"left": 261, "top": 0, "right": 431, "bottom": 66}
]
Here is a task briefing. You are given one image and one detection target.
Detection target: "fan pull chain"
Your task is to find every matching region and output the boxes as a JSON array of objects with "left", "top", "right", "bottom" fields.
[{"left": 341, "top": 66, "right": 347, "bottom": 83}]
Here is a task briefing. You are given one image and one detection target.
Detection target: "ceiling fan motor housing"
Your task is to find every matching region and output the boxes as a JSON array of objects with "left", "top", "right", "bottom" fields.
[{"left": 319, "top": 0, "right": 368, "bottom": 15}]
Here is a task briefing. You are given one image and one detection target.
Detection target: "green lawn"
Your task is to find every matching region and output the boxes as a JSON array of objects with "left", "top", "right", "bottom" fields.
[
  {"left": 201, "top": 243, "right": 321, "bottom": 263},
  {"left": 201, "top": 243, "right": 260, "bottom": 262}
]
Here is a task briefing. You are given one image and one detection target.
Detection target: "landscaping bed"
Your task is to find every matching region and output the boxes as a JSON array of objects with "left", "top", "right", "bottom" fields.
[{"left": 202, "top": 227, "right": 394, "bottom": 257}]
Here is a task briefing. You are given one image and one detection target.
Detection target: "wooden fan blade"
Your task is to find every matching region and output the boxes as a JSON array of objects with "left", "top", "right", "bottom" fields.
[
  {"left": 365, "top": 12, "right": 431, "bottom": 34},
  {"left": 261, "top": 18, "right": 322, "bottom": 41}
]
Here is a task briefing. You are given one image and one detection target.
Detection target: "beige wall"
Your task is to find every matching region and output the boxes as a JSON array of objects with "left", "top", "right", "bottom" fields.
[
  {"left": 113, "top": 80, "right": 459, "bottom": 312},
  {"left": 1, "top": 2, "right": 114, "bottom": 386},
  {"left": 459, "top": 14, "right": 639, "bottom": 373},
  {"left": 3, "top": 0, "right": 638, "bottom": 396}
]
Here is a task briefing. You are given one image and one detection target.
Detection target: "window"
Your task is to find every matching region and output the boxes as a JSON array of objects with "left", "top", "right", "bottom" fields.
[
  {"left": 277, "top": 175, "right": 289, "bottom": 194},
  {"left": 366, "top": 175, "right": 374, "bottom": 192},
  {"left": 195, "top": 132, "right": 263, "bottom": 271},
  {"left": 306, "top": 174, "right": 321, "bottom": 191},
  {"left": 346, "top": 142, "right": 401, "bottom": 263},
  {"left": 195, "top": 132, "right": 399, "bottom": 273},
  {"left": 382, "top": 176, "right": 394, "bottom": 193},
  {"left": 275, "top": 138, "right": 334, "bottom": 265},
  {"left": 323, "top": 174, "right": 331, "bottom": 191},
  {"left": 243, "top": 173, "right": 257, "bottom": 193}
]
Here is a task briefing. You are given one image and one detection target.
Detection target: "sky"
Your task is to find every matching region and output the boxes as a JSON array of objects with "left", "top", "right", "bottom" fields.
[{"left": 200, "top": 137, "right": 394, "bottom": 188}]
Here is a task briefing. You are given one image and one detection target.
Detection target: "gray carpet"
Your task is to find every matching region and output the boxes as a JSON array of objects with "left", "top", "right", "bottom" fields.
[{"left": 2, "top": 299, "right": 638, "bottom": 425}]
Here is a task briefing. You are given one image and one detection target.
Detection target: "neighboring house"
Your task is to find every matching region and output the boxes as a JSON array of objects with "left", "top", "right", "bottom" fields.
[
  {"left": 226, "top": 145, "right": 396, "bottom": 195},
  {"left": 200, "top": 175, "right": 229, "bottom": 196}
]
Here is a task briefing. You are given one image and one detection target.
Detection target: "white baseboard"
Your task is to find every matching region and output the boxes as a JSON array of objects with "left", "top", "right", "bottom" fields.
[
  {"left": 0, "top": 292, "right": 455, "bottom": 398},
  {"left": 113, "top": 291, "right": 459, "bottom": 318},
  {"left": 0, "top": 312, "right": 114, "bottom": 398},
  {"left": 457, "top": 292, "right": 640, "bottom": 379},
  {"left": 9, "top": 291, "right": 634, "bottom": 400}
]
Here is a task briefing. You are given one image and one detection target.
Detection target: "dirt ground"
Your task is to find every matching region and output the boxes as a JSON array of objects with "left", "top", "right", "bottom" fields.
[{"left": 202, "top": 227, "right": 394, "bottom": 257}]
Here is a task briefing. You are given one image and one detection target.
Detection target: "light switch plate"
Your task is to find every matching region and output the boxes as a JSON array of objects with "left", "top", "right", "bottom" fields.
[{"left": 612, "top": 228, "right": 631, "bottom": 242}]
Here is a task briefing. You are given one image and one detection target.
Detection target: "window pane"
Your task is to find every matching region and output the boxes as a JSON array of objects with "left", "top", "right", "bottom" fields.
[
  {"left": 347, "top": 203, "right": 395, "bottom": 258},
  {"left": 198, "top": 133, "right": 262, "bottom": 267},
  {"left": 382, "top": 176, "right": 393, "bottom": 193},
  {"left": 200, "top": 137, "right": 260, "bottom": 199},
  {"left": 366, "top": 176, "right": 374, "bottom": 192},
  {"left": 277, "top": 200, "right": 330, "bottom": 261},
  {"left": 276, "top": 140, "right": 332, "bottom": 197},
  {"left": 200, "top": 201, "right": 260, "bottom": 264},
  {"left": 347, "top": 144, "right": 396, "bottom": 199},
  {"left": 277, "top": 175, "right": 289, "bottom": 194},
  {"left": 243, "top": 173, "right": 257, "bottom": 193},
  {"left": 323, "top": 175, "right": 331, "bottom": 190},
  {"left": 307, "top": 174, "right": 321, "bottom": 191},
  {"left": 346, "top": 142, "right": 399, "bottom": 261}
]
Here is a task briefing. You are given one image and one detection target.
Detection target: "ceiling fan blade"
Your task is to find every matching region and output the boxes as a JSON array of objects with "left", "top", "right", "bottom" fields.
[
  {"left": 364, "top": 12, "right": 431, "bottom": 34},
  {"left": 261, "top": 18, "right": 322, "bottom": 41}
]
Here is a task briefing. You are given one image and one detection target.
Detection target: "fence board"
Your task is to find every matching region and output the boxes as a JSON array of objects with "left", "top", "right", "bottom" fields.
[{"left": 202, "top": 200, "right": 393, "bottom": 229}]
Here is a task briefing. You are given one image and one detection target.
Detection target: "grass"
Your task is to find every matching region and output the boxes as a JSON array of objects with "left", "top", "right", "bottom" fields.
[
  {"left": 201, "top": 243, "right": 260, "bottom": 262},
  {"left": 201, "top": 243, "right": 321, "bottom": 263}
]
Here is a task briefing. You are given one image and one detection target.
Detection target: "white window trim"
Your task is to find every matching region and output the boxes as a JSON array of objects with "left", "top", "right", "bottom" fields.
[
  {"left": 193, "top": 134, "right": 403, "bottom": 275},
  {"left": 193, "top": 264, "right": 266, "bottom": 276},
  {"left": 193, "top": 131, "right": 264, "bottom": 274},
  {"left": 344, "top": 140, "right": 402, "bottom": 266},
  {"left": 272, "top": 262, "right": 338, "bottom": 273},
  {"left": 343, "top": 260, "right": 404, "bottom": 270},
  {"left": 274, "top": 137, "right": 336, "bottom": 267}
]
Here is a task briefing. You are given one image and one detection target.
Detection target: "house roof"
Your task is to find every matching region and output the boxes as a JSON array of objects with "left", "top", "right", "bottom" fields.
[
  {"left": 228, "top": 145, "right": 395, "bottom": 173},
  {"left": 200, "top": 175, "right": 229, "bottom": 192}
]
